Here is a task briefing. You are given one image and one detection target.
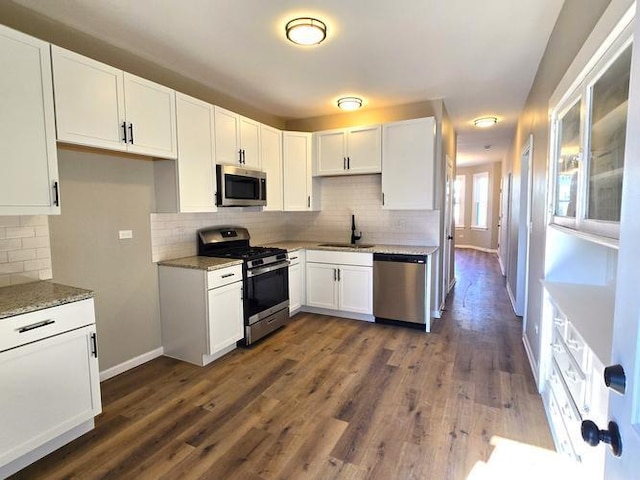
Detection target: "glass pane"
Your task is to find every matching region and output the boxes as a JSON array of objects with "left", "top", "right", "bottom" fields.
[
  {"left": 587, "top": 44, "right": 632, "bottom": 222},
  {"left": 555, "top": 102, "right": 581, "bottom": 217}
]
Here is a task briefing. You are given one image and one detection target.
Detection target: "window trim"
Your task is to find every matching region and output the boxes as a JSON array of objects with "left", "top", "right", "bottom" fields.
[
  {"left": 471, "top": 171, "right": 489, "bottom": 229},
  {"left": 453, "top": 174, "right": 466, "bottom": 228}
]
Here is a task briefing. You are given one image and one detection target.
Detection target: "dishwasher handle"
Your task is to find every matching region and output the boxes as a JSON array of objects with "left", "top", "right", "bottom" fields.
[{"left": 373, "top": 253, "right": 427, "bottom": 264}]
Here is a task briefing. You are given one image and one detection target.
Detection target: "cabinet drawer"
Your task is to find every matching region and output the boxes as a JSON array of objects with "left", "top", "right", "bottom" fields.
[
  {"left": 550, "top": 360, "right": 585, "bottom": 460},
  {"left": 207, "top": 265, "right": 243, "bottom": 289},
  {"left": 565, "top": 321, "right": 589, "bottom": 372},
  {"left": 287, "top": 252, "right": 301, "bottom": 265},
  {"left": 547, "top": 388, "right": 578, "bottom": 460},
  {"left": 0, "top": 299, "right": 95, "bottom": 352},
  {"left": 552, "top": 330, "right": 587, "bottom": 412},
  {"left": 551, "top": 305, "right": 568, "bottom": 339}
]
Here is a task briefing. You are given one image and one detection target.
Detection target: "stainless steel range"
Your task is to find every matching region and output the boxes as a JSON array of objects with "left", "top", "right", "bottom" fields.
[{"left": 197, "top": 227, "right": 289, "bottom": 345}]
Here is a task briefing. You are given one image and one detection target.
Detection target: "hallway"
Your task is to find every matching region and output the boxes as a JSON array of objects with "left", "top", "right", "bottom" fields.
[{"left": 13, "top": 250, "right": 554, "bottom": 480}]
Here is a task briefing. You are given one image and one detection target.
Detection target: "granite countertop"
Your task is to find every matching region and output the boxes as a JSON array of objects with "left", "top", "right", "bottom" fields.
[
  {"left": 263, "top": 241, "right": 439, "bottom": 256},
  {"left": 0, "top": 281, "right": 94, "bottom": 320},
  {"left": 158, "top": 256, "right": 243, "bottom": 271}
]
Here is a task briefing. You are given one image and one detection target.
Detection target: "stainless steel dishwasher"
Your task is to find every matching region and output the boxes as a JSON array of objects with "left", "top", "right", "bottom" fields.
[{"left": 373, "top": 253, "right": 429, "bottom": 326}]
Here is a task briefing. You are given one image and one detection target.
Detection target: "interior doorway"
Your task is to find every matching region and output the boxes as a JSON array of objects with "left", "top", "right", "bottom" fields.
[
  {"left": 515, "top": 136, "right": 533, "bottom": 325},
  {"left": 442, "top": 154, "right": 455, "bottom": 304}
]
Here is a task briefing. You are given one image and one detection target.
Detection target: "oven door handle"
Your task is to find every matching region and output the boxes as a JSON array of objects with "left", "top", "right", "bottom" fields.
[{"left": 246, "top": 260, "right": 290, "bottom": 278}]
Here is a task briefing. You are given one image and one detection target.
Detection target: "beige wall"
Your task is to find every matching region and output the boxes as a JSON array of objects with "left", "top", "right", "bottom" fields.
[
  {"left": 505, "top": 0, "right": 612, "bottom": 367},
  {"left": 49, "top": 148, "right": 161, "bottom": 371},
  {"left": 455, "top": 162, "right": 502, "bottom": 251},
  {"left": 0, "top": 2, "right": 285, "bottom": 129}
]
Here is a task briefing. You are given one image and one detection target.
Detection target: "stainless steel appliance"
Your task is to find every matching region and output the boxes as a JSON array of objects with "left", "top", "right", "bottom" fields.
[
  {"left": 198, "top": 226, "right": 289, "bottom": 345},
  {"left": 216, "top": 164, "right": 267, "bottom": 207},
  {"left": 373, "top": 253, "right": 428, "bottom": 325}
]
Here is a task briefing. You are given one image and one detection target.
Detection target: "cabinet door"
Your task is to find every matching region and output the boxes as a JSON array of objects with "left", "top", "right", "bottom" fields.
[
  {"left": 283, "top": 131, "right": 313, "bottom": 211},
  {"left": 382, "top": 117, "right": 436, "bottom": 210},
  {"left": 260, "top": 125, "right": 283, "bottom": 211},
  {"left": 348, "top": 125, "right": 381, "bottom": 174},
  {"left": 123, "top": 73, "right": 177, "bottom": 159},
  {"left": 338, "top": 265, "right": 373, "bottom": 314},
  {"left": 214, "top": 106, "right": 241, "bottom": 165},
  {"left": 207, "top": 281, "right": 244, "bottom": 355},
  {"left": 239, "top": 116, "right": 261, "bottom": 169},
  {"left": 175, "top": 93, "right": 216, "bottom": 212},
  {"left": 51, "top": 45, "right": 126, "bottom": 152},
  {"left": 288, "top": 263, "right": 301, "bottom": 313},
  {"left": 0, "top": 26, "right": 59, "bottom": 215},
  {"left": 0, "top": 325, "right": 101, "bottom": 467},
  {"left": 305, "top": 263, "right": 338, "bottom": 309},
  {"left": 316, "top": 130, "right": 347, "bottom": 175}
]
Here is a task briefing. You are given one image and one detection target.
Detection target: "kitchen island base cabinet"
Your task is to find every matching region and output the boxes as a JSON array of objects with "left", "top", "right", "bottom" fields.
[
  {"left": 159, "top": 264, "right": 244, "bottom": 367},
  {"left": 0, "top": 299, "right": 100, "bottom": 478}
]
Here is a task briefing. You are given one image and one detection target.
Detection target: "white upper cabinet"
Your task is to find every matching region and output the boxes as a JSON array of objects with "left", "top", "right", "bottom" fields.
[
  {"left": 315, "top": 125, "right": 381, "bottom": 176},
  {"left": 382, "top": 117, "right": 436, "bottom": 210},
  {"left": 175, "top": 93, "right": 217, "bottom": 212},
  {"left": 260, "top": 124, "right": 283, "bottom": 211},
  {"left": 214, "top": 106, "right": 260, "bottom": 169},
  {"left": 550, "top": 30, "right": 633, "bottom": 241},
  {"left": 0, "top": 25, "right": 59, "bottom": 215},
  {"left": 122, "top": 73, "right": 177, "bottom": 158},
  {"left": 283, "top": 131, "right": 318, "bottom": 211},
  {"left": 51, "top": 46, "right": 177, "bottom": 159}
]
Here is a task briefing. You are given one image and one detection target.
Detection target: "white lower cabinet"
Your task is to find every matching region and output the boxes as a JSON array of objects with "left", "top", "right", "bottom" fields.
[
  {"left": 0, "top": 299, "right": 100, "bottom": 478},
  {"left": 207, "top": 280, "right": 244, "bottom": 354},
  {"left": 541, "top": 285, "right": 608, "bottom": 477},
  {"left": 159, "top": 264, "right": 244, "bottom": 366},
  {"left": 305, "top": 250, "right": 373, "bottom": 316},
  {"left": 288, "top": 250, "right": 305, "bottom": 314}
]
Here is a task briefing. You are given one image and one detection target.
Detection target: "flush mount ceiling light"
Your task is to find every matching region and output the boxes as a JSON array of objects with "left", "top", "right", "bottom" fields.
[
  {"left": 337, "top": 96, "right": 363, "bottom": 111},
  {"left": 285, "top": 17, "right": 327, "bottom": 46},
  {"left": 473, "top": 116, "right": 498, "bottom": 128}
]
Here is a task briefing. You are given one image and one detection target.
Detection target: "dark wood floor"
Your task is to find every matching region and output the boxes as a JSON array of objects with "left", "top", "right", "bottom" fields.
[{"left": 13, "top": 249, "right": 553, "bottom": 479}]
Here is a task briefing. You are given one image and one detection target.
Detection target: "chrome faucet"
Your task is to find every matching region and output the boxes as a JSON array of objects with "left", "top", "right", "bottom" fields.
[{"left": 350, "top": 214, "right": 362, "bottom": 245}]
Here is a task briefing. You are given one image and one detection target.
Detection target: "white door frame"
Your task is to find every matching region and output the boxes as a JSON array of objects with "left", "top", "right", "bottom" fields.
[{"left": 517, "top": 136, "right": 534, "bottom": 330}]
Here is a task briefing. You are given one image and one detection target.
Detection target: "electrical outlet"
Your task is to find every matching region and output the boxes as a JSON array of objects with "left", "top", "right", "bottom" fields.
[{"left": 118, "top": 230, "right": 133, "bottom": 239}]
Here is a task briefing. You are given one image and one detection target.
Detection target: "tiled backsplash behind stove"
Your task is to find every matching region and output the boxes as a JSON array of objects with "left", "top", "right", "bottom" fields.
[{"left": 151, "top": 175, "right": 440, "bottom": 262}]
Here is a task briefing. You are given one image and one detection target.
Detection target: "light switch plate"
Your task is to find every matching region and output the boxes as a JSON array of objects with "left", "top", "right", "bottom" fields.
[{"left": 119, "top": 230, "right": 133, "bottom": 239}]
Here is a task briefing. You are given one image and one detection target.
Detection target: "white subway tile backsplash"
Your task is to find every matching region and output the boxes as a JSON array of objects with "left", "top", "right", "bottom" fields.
[
  {"left": 0, "top": 216, "right": 52, "bottom": 286},
  {"left": 149, "top": 174, "right": 440, "bottom": 261}
]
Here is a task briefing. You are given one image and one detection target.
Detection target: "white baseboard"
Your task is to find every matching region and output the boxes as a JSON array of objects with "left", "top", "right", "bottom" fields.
[
  {"left": 455, "top": 245, "right": 498, "bottom": 254},
  {"left": 301, "top": 306, "right": 374, "bottom": 322},
  {"left": 522, "top": 334, "right": 541, "bottom": 392},
  {"left": 506, "top": 282, "right": 518, "bottom": 315},
  {"left": 99, "top": 347, "right": 164, "bottom": 382},
  {"left": 432, "top": 309, "right": 442, "bottom": 319}
]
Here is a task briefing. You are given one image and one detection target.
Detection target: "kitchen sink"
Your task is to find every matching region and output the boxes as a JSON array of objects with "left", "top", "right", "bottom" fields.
[{"left": 318, "top": 243, "right": 376, "bottom": 249}]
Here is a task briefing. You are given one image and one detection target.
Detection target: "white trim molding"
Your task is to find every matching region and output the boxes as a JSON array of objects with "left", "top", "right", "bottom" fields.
[
  {"left": 99, "top": 347, "right": 164, "bottom": 382},
  {"left": 522, "top": 334, "right": 541, "bottom": 391},
  {"left": 506, "top": 282, "right": 518, "bottom": 315}
]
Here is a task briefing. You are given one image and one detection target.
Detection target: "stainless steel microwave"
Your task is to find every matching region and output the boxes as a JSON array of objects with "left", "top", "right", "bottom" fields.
[{"left": 216, "top": 164, "right": 267, "bottom": 207}]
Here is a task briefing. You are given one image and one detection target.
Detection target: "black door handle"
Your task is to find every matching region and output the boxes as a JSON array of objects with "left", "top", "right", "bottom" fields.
[
  {"left": 52, "top": 181, "right": 59, "bottom": 207},
  {"left": 447, "top": 235, "right": 453, "bottom": 240},
  {"left": 604, "top": 364, "right": 626, "bottom": 395},
  {"left": 582, "top": 420, "right": 622, "bottom": 457}
]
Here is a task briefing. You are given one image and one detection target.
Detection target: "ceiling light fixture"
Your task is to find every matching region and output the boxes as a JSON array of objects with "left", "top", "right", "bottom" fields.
[
  {"left": 337, "top": 96, "right": 363, "bottom": 111},
  {"left": 473, "top": 117, "right": 498, "bottom": 128},
  {"left": 285, "top": 17, "right": 327, "bottom": 46}
]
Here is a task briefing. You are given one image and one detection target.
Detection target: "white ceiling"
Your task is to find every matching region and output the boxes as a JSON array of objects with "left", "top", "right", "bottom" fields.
[{"left": 12, "top": 0, "right": 565, "bottom": 167}]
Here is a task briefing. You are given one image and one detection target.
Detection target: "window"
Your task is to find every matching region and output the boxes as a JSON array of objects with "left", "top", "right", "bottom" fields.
[
  {"left": 472, "top": 172, "right": 489, "bottom": 229},
  {"left": 453, "top": 175, "right": 465, "bottom": 227}
]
